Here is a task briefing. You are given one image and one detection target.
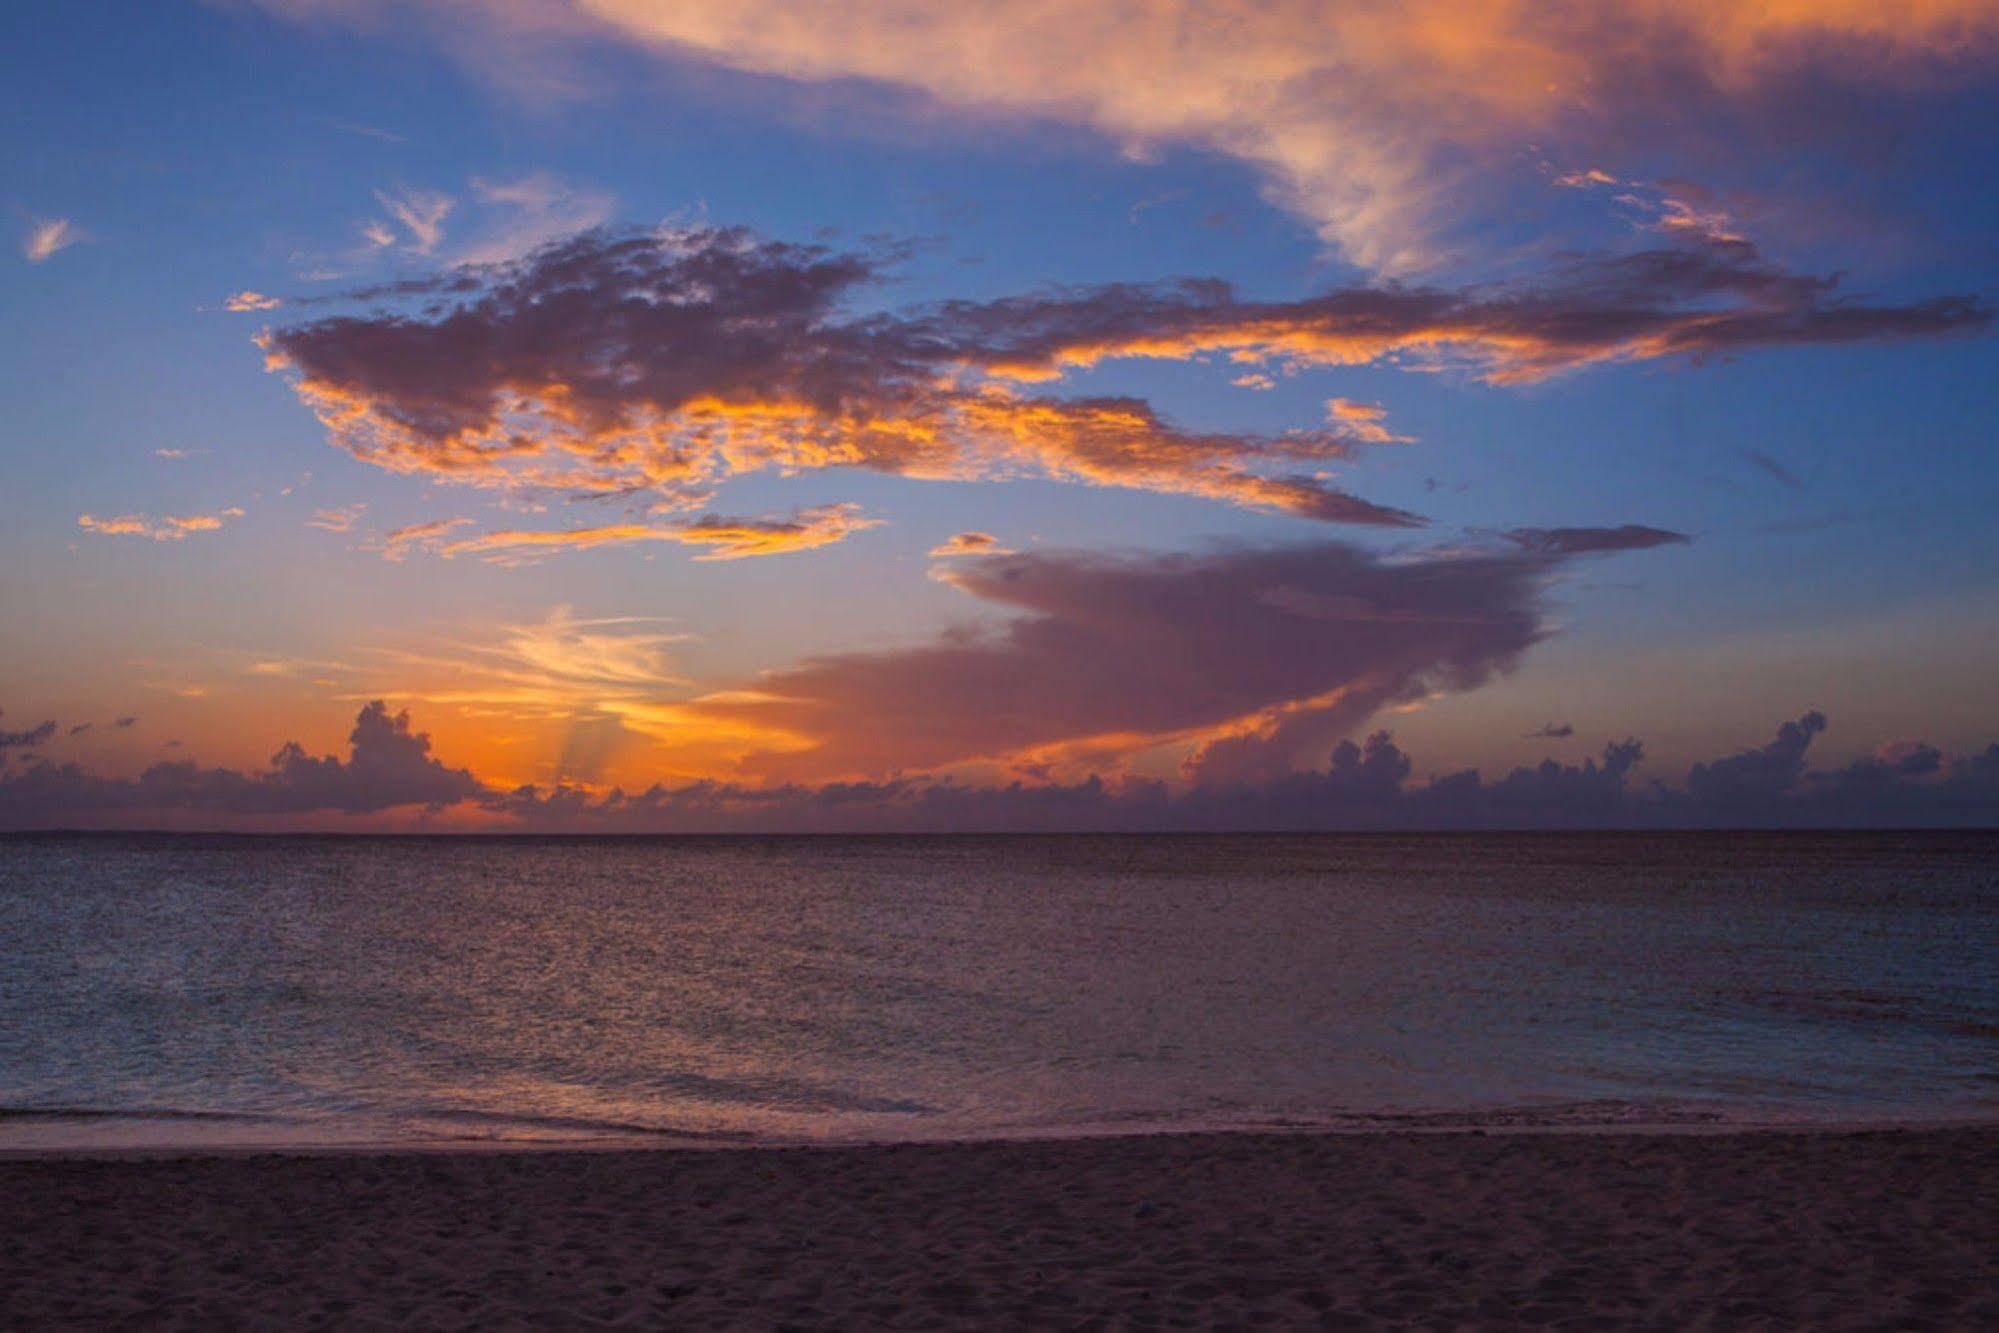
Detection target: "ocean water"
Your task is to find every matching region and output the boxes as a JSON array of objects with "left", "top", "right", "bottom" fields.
[{"left": 2, "top": 831, "right": 1995, "bottom": 1150}]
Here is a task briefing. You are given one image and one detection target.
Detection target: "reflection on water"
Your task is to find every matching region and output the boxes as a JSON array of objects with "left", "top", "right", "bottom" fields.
[{"left": 1, "top": 832, "right": 1994, "bottom": 1148}]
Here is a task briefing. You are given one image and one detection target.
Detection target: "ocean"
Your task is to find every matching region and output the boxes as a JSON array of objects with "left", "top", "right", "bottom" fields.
[{"left": 2, "top": 831, "right": 1994, "bottom": 1150}]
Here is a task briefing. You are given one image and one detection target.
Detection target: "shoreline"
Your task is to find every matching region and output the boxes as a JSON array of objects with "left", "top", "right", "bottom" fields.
[
  {"left": 9, "top": 1107, "right": 1999, "bottom": 1161},
  {"left": 6, "top": 1124, "right": 1995, "bottom": 1326}
]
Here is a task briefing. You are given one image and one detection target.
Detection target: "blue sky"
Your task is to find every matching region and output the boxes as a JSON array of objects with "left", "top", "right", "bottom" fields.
[{"left": 3, "top": 1, "right": 1997, "bottom": 828}]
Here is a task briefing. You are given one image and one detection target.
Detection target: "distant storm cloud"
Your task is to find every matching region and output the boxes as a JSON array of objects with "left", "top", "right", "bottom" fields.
[
  {"left": 259, "top": 226, "right": 1982, "bottom": 529},
  {"left": 76, "top": 508, "right": 245, "bottom": 541},
  {"left": 248, "top": 1, "right": 1999, "bottom": 273}
]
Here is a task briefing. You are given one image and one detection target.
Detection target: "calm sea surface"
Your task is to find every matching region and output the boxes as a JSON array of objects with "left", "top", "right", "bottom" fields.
[{"left": 2, "top": 832, "right": 1995, "bottom": 1149}]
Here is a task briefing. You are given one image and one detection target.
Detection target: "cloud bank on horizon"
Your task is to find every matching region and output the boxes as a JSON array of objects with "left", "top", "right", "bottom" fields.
[{"left": 4, "top": 693, "right": 1995, "bottom": 832}]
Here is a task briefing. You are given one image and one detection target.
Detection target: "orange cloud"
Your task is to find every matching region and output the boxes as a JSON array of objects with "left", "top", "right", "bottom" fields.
[
  {"left": 224, "top": 290, "right": 283, "bottom": 312},
  {"left": 261, "top": 226, "right": 1983, "bottom": 530},
  {"left": 929, "top": 531, "right": 1015, "bottom": 557},
  {"left": 396, "top": 503, "right": 879, "bottom": 566},
  {"left": 77, "top": 508, "right": 245, "bottom": 541},
  {"left": 251, "top": 0, "right": 1999, "bottom": 270}
]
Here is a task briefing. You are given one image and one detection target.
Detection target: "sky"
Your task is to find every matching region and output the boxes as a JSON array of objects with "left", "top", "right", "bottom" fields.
[{"left": 3, "top": 0, "right": 1998, "bottom": 831}]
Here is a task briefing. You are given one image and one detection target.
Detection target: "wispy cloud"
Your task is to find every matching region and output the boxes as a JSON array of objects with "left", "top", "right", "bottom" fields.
[
  {"left": 394, "top": 503, "right": 881, "bottom": 566},
  {"left": 373, "top": 185, "right": 454, "bottom": 254},
  {"left": 929, "top": 531, "right": 1014, "bottom": 558},
  {"left": 308, "top": 503, "right": 367, "bottom": 532},
  {"left": 77, "top": 508, "right": 245, "bottom": 541},
  {"left": 247, "top": 0, "right": 1999, "bottom": 272},
  {"left": 22, "top": 218, "right": 80, "bottom": 263},
  {"left": 224, "top": 290, "right": 283, "bottom": 312}
]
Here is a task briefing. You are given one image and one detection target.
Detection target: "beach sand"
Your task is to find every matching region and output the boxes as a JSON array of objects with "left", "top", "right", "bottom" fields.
[{"left": 4, "top": 1128, "right": 1995, "bottom": 1328}]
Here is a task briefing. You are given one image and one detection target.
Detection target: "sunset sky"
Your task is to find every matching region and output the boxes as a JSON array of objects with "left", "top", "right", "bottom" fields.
[{"left": 4, "top": 1, "right": 1998, "bottom": 829}]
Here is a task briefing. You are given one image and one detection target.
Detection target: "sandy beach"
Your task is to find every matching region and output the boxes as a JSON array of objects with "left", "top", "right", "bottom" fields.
[{"left": 3, "top": 1127, "right": 1995, "bottom": 1328}]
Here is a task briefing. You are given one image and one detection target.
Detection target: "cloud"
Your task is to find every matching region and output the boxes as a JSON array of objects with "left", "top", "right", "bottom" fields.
[
  {"left": 0, "top": 712, "right": 58, "bottom": 756},
  {"left": 114, "top": 716, "right": 137, "bottom": 728},
  {"left": 6, "top": 698, "right": 1996, "bottom": 831},
  {"left": 1503, "top": 525, "right": 1691, "bottom": 555},
  {"left": 262, "top": 225, "right": 1424, "bottom": 526},
  {"left": 308, "top": 503, "right": 368, "bottom": 532},
  {"left": 457, "top": 172, "right": 617, "bottom": 265},
  {"left": 673, "top": 538, "right": 1566, "bottom": 785},
  {"left": 22, "top": 218, "right": 80, "bottom": 263},
  {"left": 263, "top": 225, "right": 1982, "bottom": 528},
  {"left": 225, "top": 290, "right": 283, "bottom": 312},
  {"left": 1526, "top": 722, "right": 1575, "bottom": 739},
  {"left": 0, "top": 701, "right": 480, "bottom": 821},
  {"left": 929, "top": 531, "right": 1014, "bottom": 557},
  {"left": 246, "top": 0, "right": 1999, "bottom": 272},
  {"left": 76, "top": 508, "right": 246, "bottom": 541},
  {"left": 390, "top": 503, "right": 879, "bottom": 565},
  {"left": 1741, "top": 449, "right": 1804, "bottom": 490},
  {"left": 374, "top": 516, "right": 475, "bottom": 561},
  {"left": 154, "top": 448, "right": 192, "bottom": 460},
  {"left": 67, "top": 723, "right": 92, "bottom": 737},
  {"left": 373, "top": 185, "right": 454, "bottom": 254},
  {"left": 1684, "top": 709, "right": 1827, "bottom": 809}
]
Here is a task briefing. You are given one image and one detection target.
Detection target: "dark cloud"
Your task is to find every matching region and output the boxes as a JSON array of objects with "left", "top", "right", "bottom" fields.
[
  {"left": 1684, "top": 710, "right": 1828, "bottom": 812},
  {"left": 684, "top": 540, "right": 1560, "bottom": 784},
  {"left": 67, "top": 723, "right": 92, "bottom": 737},
  {"left": 0, "top": 712, "right": 58, "bottom": 755},
  {"left": 5, "top": 701, "right": 1996, "bottom": 832},
  {"left": 485, "top": 718, "right": 1999, "bottom": 834},
  {"left": 1503, "top": 526, "right": 1691, "bottom": 555},
  {"left": 0, "top": 702, "right": 479, "bottom": 822},
  {"left": 1526, "top": 722, "right": 1575, "bottom": 739},
  {"left": 1740, "top": 449, "right": 1805, "bottom": 490},
  {"left": 114, "top": 716, "right": 138, "bottom": 728},
  {"left": 261, "top": 225, "right": 1983, "bottom": 529}
]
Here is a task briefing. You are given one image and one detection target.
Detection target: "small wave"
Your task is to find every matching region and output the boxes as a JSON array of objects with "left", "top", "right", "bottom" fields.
[
  {"left": 401, "top": 1108, "right": 755, "bottom": 1142},
  {"left": 1318, "top": 1099, "right": 1728, "bottom": 1130},
  {"left": 0, "top": 1105, "right": 278, "bottom": 1123}
]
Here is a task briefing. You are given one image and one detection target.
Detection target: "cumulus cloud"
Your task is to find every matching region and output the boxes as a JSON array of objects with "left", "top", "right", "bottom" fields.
[
  {"left": 76, "top": 508, "right": 246, "bottom": 541},
  {"left": 22, "top": 218, "right": 80, "bottom": 263},
  {"left": 260, "top": 225, "right": 1981, "bottom": 529},
  {"left": 247, "top": 1, "right": 1999, "bottom": 271},
  {"left": 5, "top": 698, "right": 1995, "bottom": 831},
  {"left": 0, "top": 701, "right": 480, "bottom": 821}
]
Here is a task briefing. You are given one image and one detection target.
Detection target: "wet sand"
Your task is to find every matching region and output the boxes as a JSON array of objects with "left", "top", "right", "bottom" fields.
[{"left": 4, "top": 1127, "right": 1996, "bottom": 1328}]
